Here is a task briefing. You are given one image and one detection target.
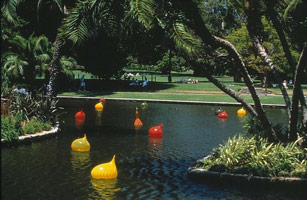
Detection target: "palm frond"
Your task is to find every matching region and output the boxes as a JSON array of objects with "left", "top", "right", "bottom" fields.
[
  {"left": 1, "top": 0, "right": 23, "bottom": 24},
  {"left": 171, "top": 22, "right": 203, "bottom": 56},
  {"left": 59, "top": 0, "right": 94, "bottom": 44},
  {"left": 131, "top": 0, "right": 157, "bottom": 29}
]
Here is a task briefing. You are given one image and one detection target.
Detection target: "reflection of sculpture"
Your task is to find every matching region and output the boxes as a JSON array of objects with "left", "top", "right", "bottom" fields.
[
  {"left": 91, "top": 179, "right": 121, "bottom": 200},
  {"left": 134, "top": 107, "right": 143, "bottom": 128},
  {"left": 91, "top": 155, "right": 118, "bottom": 179},
  {"left": 149, "top": 124, "right": 163, "bottom": 137},
  {"left": 215, "top": 108, "right": 224, "bottom": 115},
  {"left": 75, "top": 110, "right": 86, "bottom": 120},
  {"left": 96, "top": 111, "right": 103, "bottom": 126},
  {"left": 95, "top": 102, "right": 104, "bottom": 111},
  {"left": 71, "top": 151, "right": 91, "bottom": 171},
  {"left": 140, "top": 102, "right": 148, "bottom": 109},
  {"left": 75, "top": 118, "right": 85, "bottom": 130},
  {"left": 217, "top": 111, "right": 228, "bottom": 119},
  {"left": 71, "top": 134, "right": 90, "bottom": 152},
  {"left": 237, "top": 107, "right": 247, "bottom": 116}
]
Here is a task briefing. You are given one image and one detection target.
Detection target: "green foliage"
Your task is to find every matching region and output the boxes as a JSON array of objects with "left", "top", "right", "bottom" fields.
[
  {"left": 243, "top": 116, "right": 288, "bottom": 142},
  {"left": 21, "top": 118, "right": 51, "bottom": 135},
  {"left": 197, "top": 135, "right": 307, "bottom": 178},
  {"left": 1, "top": 114, "right": 22, "bottom": 142},
  {"left": 155, "top": 51, "right": 191, "bottom": 73}
]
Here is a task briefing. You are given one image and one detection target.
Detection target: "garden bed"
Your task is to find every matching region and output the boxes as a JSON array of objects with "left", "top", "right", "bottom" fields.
[
  {"left": 1, "top": 123, "right": 60, "bottom": 147},
  {"left": 188, "top": 156, "right": 307, "bottom": 189}
]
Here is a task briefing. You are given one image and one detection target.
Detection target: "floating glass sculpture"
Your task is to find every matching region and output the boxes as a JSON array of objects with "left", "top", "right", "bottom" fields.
[
  {"left": 95, "top": 102, "right": 104, "bottom": 111},
  {"left": 215, "top": 108, "right": 224, "bottom": 115},
  {"left": 134, "top": 107, "right": 143, "bottom": 128},
  {"left": 237, "top": 107, "right": 247, "bottom": 116},
  {"left": 218, "top": 111, "right": 228, "bottom": 119},
  {"left": 75, "top": 110, "right": 86, "bottom": 120},
  {"left": 140, "top": 102, "right": 148, "bottom": 109},
  {"left": 99, "top": 97, "right": 107, "bottom": 104},
  {"left": 71, "top": 134, "right": 90, "bottom": 152},
  {"left": 91, "top": 155, "right": 118, "bottom": 179},
  {"left": 149, "top": 123, "right": 163, "bottom": 137}
]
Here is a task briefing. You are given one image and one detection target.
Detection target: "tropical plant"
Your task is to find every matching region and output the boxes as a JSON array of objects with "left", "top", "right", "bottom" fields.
[
  {"left": 196, "top": 135, "right": 307, "bottom": 178},
  {"left": 2, "top": 34, "right": 52, "bottom": 88}
]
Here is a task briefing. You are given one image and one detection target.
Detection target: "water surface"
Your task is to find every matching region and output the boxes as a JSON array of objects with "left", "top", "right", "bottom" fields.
[{"left": 2, "top": 101, "right": 304, "bottom": 199}]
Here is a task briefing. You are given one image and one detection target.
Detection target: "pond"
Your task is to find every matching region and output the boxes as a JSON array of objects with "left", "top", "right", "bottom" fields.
[{"left": 2, "top": 100, "right": 303, "bottom": 199}]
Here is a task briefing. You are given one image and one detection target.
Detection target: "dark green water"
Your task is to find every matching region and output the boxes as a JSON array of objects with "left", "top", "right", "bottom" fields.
[{"left": 2, "top": 100, "right": 304, "bottom": 199}]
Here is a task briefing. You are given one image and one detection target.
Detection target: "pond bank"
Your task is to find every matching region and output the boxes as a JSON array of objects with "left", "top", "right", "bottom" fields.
[{"left": 57, "top": 96, "right": 287, "bottom": 108}]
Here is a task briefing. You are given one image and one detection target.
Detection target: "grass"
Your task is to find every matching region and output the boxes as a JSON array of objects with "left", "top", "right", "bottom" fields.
[{"left": 58, "top": 70, "right": 307, "bottom": 105}]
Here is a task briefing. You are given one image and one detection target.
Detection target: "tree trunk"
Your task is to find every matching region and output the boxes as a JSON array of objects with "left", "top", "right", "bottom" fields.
[
  {"left": 47, "top": 35, "right": 63, "bottom": 97},
  {"left": 206, "top": 74, "right": 257, "bottom": 117},
  {"left": 289, "top": 44, "right": 307, "bottom": 140},
  {"left": 168, "top": 49, "right": 172, "bottom": 83},
  {"left": 213, "top": 36, "right": 276, "bottom": 141},
  {"left": 265, "top": 1, "right": 307, "bottom": 128},
  {"left": 245, "top": 2, "right": 291, "bottom": 117}
]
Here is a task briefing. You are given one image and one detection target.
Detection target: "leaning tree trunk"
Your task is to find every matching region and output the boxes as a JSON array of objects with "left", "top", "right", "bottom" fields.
[
  {"left": 176, "top": 1, "right": 276, "bottom": 141},
  {"left": 289, "top": 44, "right": 307, "bottom": 141},
  {"left": 206, "top": 73, "right": 258, "bottom": 117},
  {"left": 245, "top": 1, "right": 291, "bottom": 118},
  {"left": 47, "top": 35, "right": 63, "bottom": 97},
  {"left": 265, "top": 1, "right": 307, "bottom": 132}
]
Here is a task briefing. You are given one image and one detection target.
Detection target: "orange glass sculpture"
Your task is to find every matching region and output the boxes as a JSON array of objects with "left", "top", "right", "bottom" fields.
[
  {"left": 218, "top": 111, "right": 228, "bottom": 119},
  {"left": 91, "top": 155, "right": 118, "bottom": 179},
  {"left": 75, "top": 110, "right": 86, "bottom": 120},
  {"left": 134, "top": 107, "right": 143, "bottom": 128},
  {"left": 237, "top": 107, "right": 247, "bottom": 116},
  {"left": 95, "top": 102, "right": 104, "bottom": 111},
  {"left": 149, "top": 123, "right": 163, "bottom": 138},
  {"left": 71, "top": 134, "right": 90, "bottom": 152}
]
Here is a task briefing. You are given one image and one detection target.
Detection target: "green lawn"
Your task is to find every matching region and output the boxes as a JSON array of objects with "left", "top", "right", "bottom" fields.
[{"left": 59, "top": 69, "right": 306, "bottom": 105}]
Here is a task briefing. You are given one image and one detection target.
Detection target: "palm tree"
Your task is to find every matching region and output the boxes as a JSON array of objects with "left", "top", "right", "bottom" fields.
[{"left": 2, "top": 35, "right": 52, "bottom": 88}]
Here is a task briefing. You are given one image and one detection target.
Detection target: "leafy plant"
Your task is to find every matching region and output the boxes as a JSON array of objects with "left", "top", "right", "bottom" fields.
[
  {"left": 196, "top": 135, "right": 307, "bottom": 178},
  {"left": 1, "top": 114, "right": 22, "bottom": 142},
  {"left": 21, "top": 118, "right": 51, "bottom": 134}
]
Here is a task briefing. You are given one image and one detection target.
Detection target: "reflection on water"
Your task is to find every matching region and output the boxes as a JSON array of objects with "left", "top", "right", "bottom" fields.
[
  {"left": 90, "top": 179, "right": 121, "bottom": 200},
  {"left": 148, "top": 137, "right": 163, "bottom": 159},
  {"left": 95, "top": 111, "right": 103, "bottom": 126},
  {"left": 75, "top": 118, "right": 85, "bottom": 130},
  {"left": 71, "top": 151, "right": 91, "bottom": 172}
]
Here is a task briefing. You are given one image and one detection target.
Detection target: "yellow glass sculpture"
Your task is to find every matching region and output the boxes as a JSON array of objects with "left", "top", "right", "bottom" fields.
[
  {"left": 91, "top": 155, "right": 118, "bottom": 179},
  {"left": 95, "top": 102, "right": 104, "bottom": 111},
  {"left": 134, "top": 107, "right": 143, "bottom": 128},
  {"left": 237, "top": 107, "right": 247, "bottom": 116},
  {"left": 140, "top": 102, "right": 148, "bottom": 109},
  {"left": 71, "top": 134, "right": 90, "bottom": 152}
]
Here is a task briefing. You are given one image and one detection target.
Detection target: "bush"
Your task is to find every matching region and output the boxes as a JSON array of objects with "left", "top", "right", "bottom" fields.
[
  {"left": 196, "top": 135, "right": 307, "bottom": 178},
  {"left": 1, "top": 115, "right": 22, "bottom": 142},
  {"left": 22, "top": 119, "right": 51, "bottom": 134}
]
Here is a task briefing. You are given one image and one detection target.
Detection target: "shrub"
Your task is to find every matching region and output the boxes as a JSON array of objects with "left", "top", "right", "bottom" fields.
[
  {"left": 1, "top": 115, "right": 22, "bottom": 142},
  {"left": 196, "top": 135, "right": 307, "bottom": 178},
  {"left": 22, "top": 119, "right": 51, "bottom": 135}
]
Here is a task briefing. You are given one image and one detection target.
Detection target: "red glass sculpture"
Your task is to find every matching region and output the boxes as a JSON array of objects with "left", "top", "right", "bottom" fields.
[
  {"left": 218, "top": 111, "right": 228, "bottom": 119},
  {"left": 149, "top": 124, "right": 163, "bottom": 138}
]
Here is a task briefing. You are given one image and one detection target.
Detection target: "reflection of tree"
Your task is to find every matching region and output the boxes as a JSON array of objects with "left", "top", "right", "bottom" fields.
[
  {"left": 95, "top": 111, "right": 103, "bottom": 126},
  {"left": 90, "top": 179, "right": 121, "bottom": 200},
  {"left": 148, "top": 137, "right": 163, "bottom": 159}
]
